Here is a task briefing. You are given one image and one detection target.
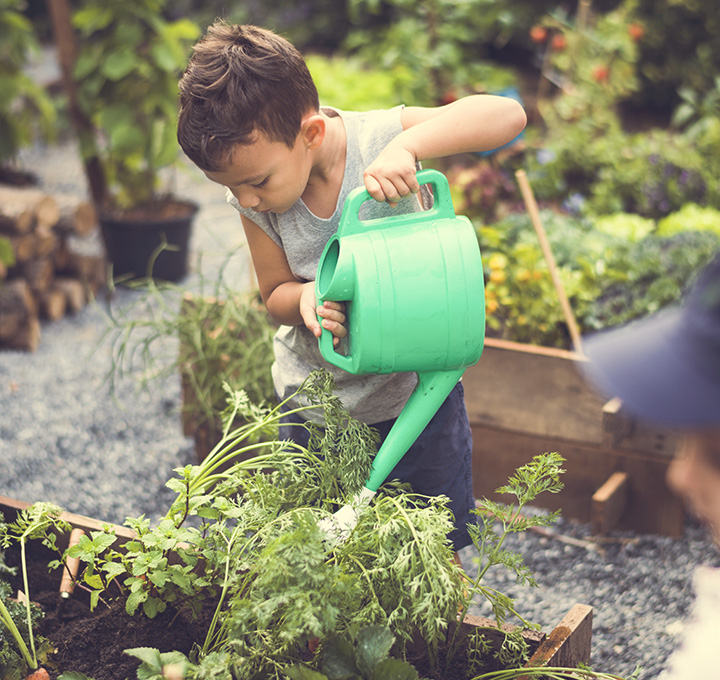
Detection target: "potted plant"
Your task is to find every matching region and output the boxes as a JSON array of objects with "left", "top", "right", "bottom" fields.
[
  {"left": 65, "top": 0, "right": 200, "bottom": 282},
  {"left": 0, "top": 372, "right": 612, "bottom": 680}
]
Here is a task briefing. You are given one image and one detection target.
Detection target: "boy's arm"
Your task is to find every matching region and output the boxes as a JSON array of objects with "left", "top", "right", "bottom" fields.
[
  {"left": 363, "top": 94, "right": 527, "bottom": 204},
  {"left": 241, "top": 215, "right": 346, "bottom": 344}
]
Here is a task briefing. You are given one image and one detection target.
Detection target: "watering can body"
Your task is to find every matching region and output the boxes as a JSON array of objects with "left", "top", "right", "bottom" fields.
[{"left": 315, "top": 168, "right": 485, "bottom": 505}]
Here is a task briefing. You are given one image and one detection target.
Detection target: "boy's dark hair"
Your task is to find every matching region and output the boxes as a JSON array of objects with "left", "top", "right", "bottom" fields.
[{"left": 178, "top": 22, "right": 320, "bottom": 172}]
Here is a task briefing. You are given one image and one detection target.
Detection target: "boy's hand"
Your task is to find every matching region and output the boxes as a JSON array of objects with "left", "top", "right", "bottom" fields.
[
  {"left": 363, "top": 144, "right": 419, "bottom": 207},
  {"left": 300, "top": 282, "right": 347, "bottom": 347}
]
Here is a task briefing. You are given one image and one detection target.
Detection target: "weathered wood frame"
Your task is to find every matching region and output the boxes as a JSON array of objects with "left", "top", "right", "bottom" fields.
[{"left": 463, "top": 337, "right": 684, "bottom": 536}]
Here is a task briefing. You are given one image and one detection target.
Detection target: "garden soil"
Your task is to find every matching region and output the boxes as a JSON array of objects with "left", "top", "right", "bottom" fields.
[
  {"left": 3, "top": 48, "right": 720, "bottom": 679},
  {"left": 5, "top": 543, "right": 210, "bottom": 680}
]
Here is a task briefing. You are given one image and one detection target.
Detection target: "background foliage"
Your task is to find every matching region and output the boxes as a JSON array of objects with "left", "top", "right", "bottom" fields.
[{"left": 5, "top": 0, "right": 720, "bottom": 352}]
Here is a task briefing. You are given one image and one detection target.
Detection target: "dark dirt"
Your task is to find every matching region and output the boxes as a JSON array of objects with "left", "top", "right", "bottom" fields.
[
  {"left": 98, "top": 197, "right": 199, "bottom": 224},
  {"left": 5, "top": 545, "right": 209, "bottom": 680}
]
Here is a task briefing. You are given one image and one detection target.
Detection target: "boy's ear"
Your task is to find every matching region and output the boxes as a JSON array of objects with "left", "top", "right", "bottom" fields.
[{"left": 301, "top": 114, "right": 326, "bottom": 149}]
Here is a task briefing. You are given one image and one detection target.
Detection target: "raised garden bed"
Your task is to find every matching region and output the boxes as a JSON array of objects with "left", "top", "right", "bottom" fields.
[
  {"left": 0, "top": 494, "right": 593, "bottom": 679},
  {"left": 464, "top": 337, "right": 683, "bottom": 537}
]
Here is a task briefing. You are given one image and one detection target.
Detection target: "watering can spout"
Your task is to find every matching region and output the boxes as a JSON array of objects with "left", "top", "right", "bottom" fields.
[
  {"left": 318, "top": 368, "right": 466, "bottom": 541},
  {"left": 365, "top": 368, "right": 466, "bottom": 491}
]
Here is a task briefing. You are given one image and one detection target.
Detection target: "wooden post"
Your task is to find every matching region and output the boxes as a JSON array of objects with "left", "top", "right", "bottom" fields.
[
  {"left": 45, "top": 0, "right": 108, "bottom": 207},
  {"left": 602, "top": 396, "right": 635, "bottom": 447},
  {"left": 592, "top": 471, "right": 629, "bottom": 536},
  {"left": 515, "top": 170, "right": 584, "bottom": 355},
  {"left": 523, "top": 604, "right": 593, "bottom": 673}
]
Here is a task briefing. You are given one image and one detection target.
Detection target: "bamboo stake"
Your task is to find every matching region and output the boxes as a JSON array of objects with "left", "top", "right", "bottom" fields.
[
  {"left": 515, "top": 169, "right": 584, "bottom": 356},
  {"left": 577, "top": 0, "right": 592, "bottom": 32}
]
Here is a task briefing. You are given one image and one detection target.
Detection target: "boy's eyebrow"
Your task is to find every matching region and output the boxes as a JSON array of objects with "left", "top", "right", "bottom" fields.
[
  {"left": 237, "top": 173, "right": 266, "bottom": 185},
  {"left": 233, "top": 171, "right": 268, "bottom": 185}
]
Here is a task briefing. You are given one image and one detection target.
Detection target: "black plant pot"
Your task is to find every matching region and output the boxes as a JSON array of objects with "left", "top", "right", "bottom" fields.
[{"left": 99, "top": 199, "right": 198, "bottom": 283}]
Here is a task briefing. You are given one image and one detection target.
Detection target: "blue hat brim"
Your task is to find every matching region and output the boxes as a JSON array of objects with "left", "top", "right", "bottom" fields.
[{"left": 582, "top": 308, "right": 720, "bottom": 428}]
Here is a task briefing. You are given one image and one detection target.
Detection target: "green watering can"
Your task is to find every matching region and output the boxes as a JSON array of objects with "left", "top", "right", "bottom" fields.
[{"left": 315, "top": 168, "right": 485, "bottom": 537}]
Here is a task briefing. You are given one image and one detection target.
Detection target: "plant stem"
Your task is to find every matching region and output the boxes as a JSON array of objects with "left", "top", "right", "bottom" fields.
[
  {"left": 201, "top": 525, "right": 243, "bottom": 656},
  {"left": 20, "top": 537, "right": 38, "bottom": 666},
  {"left": 0, "top": 596, "right": 36, "bottom": 670},
  {"left": 186, "top": 399, "right": 320, "bottom": 496}
]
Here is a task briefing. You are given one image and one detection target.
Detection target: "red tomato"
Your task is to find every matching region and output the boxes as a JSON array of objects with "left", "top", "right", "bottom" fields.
[
  {"left": 592, "top": 64, "right": 610, "bottom": 82},
  {"left": 530, "top": 25, "right": 548, "bottom": 43},
  {"left": 551, "top": 33, "right": 567, "bottom": 51},
  {"left": 628, "top": 23, "right": 645, "bottom": 41}
]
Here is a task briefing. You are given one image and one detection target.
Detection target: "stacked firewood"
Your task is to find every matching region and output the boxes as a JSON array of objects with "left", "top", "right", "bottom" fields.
[{"left": 0, "top": 185, "right": 106, "bottom": 351}]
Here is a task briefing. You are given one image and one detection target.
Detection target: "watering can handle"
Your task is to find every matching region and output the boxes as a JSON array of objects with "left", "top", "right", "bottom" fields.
[
  {"left": 319, "top": 317, "right": 353, "bottom": 372},
  {"left": 339, "top": 168, "right": 457, "bottom": 237}
]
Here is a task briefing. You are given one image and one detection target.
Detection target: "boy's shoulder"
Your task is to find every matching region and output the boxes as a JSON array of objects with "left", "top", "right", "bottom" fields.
[{"left": 333, "top": 105, "right": 404, "bottom": 163}]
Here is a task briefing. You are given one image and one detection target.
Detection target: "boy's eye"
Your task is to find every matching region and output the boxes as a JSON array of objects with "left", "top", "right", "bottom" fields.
[{"left": 253, "top": 177, "right": 269, "bottom": 188}]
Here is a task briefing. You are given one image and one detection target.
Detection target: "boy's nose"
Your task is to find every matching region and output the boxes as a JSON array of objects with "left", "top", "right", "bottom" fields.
[{"left": 236, "top": 188, "right": 260, "bottom": 210}]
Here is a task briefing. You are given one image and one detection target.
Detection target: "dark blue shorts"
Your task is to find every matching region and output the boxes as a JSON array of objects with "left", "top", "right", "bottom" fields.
[{"left": 278, "top": 381, "right": 476, "bottom": 551}]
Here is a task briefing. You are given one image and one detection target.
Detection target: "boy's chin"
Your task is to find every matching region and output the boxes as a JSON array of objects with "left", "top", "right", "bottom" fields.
[{"left": 255, "top": 205, "right": 290, "bottom": 215}]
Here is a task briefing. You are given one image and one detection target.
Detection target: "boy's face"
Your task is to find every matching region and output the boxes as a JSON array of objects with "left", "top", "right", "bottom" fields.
[
  {"left": 667, "top": 428, "right": 720, "bottom": 544},
  {"left": 204, "top": 131, "right": 313, "bottom": 215}
]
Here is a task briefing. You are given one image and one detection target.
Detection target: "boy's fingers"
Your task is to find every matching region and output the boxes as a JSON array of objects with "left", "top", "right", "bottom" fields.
[
  {"left": 363, "top": 174, "right": 385, "bottom": 202},
  {"left": 317, "top": 303, "right": 347, "bottom": 336},
  {"left": 321, "top": 318, "right": 347, "bottom": 338},
  {"left": 372, "top": 174, "right": 419, "bottom": 205}
]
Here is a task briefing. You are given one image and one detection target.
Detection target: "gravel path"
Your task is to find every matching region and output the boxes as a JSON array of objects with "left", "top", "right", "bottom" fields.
[{"left": 2, "top": 134, "right": 719, "bottom": 680}]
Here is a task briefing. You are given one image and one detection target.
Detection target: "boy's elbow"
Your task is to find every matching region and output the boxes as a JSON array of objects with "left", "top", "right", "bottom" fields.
[{"left": 510, "top": 100, "right": 527, "bottom": 135}]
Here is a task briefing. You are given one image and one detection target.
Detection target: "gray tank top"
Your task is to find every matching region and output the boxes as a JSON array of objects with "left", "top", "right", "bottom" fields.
[{"left": 229, "top": 106, "right": 428, "bottom": 424}]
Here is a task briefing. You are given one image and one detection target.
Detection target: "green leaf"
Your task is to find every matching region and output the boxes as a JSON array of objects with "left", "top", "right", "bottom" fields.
[
  {"left": 284, "top": 667, "right": 329, "bottom": 680},
  {"left": 125, "top": 588, "right": 148, "bottom": 616},
  {"left": 142, "top": 596, "right": 166, "bottom": 619},
  {"left": 151, "top": 117, "right": 179, "bottom": 169},
  {"left": 108, "top": 121, "right": 145, "bottom": 155},
  {"left": 355, "top": 627, "right": 394, "bottom": 677},
  {"left": 0, "top": 236, "right": 15, "bottom": 267},
  {"left": 150, "top": 41, "right": 179, "bottom": 72},
  {"left": 370, "top": 658, "right": 420, "bottom": 680},
  {"left": 101, "top": 560, "right": 126, "bottom": 581},
  {"left": 321, "top": 637, "right": 360, "bottom": 679},
  {"left": 89, "top": 589, "right": 101, "bottom": 611},
  {"left": 167, "top": 18, "right": 201, "bottom": 42},
  {"left": 58, "top": 673, "right": 95, "bottom": 680},
  {"left": 73, "top": 6, "right": 113, "bottom": 34},
  {"left": 101, "top": 50, "right": 138, "bottom": 81},
  {"left": 125, "top": 647, "right": 163, "bottom": 674},
  {"left": 82, "top": 573, "right": 104, "bottom": 590}
]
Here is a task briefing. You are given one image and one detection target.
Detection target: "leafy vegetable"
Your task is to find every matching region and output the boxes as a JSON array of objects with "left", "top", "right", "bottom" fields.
[
  {"left": 0, "top": 503, "right": 69, "bottom": 673},
  {"left": 0, "top": 373, "right": 623, "bottom": 678}
]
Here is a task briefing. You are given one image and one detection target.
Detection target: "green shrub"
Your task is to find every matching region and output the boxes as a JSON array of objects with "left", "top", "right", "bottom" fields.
[
  {"left": 344, "top": 0, "right": 524, "bottom": 105},
  {"left": 0, "top": 0, "right": 56, "bottom": 167},
  {"left": 630, "top": 0, "right": 720, "bottom": 112},
  {"left": 306, "top": 54, "right": 410, "bottom": 111},
  {"left": 586, "top": 231, "right": 720, "bottom": 331},
  {"left": 477, "top": 207, "right": 720, "bottom": 348},
  {"left": 657, "top": 203, "right": 720, "bottom": 239}
]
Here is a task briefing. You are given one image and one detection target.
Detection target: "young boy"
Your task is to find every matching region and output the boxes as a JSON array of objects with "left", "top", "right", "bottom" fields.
[
  {"left": 177, "top": 21, "right": 527, "bottom": 551},
  {"left": 582, "top": 253, "right": 720, "bottom": 680}
]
